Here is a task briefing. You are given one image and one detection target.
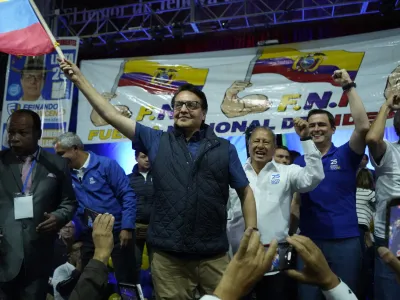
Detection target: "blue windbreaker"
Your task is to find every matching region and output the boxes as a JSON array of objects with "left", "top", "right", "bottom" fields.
[{"left": 72, "top": 151, "right": 136, "bottom": 230}]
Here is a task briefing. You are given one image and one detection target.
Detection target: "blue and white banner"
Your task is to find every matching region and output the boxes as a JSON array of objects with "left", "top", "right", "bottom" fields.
[{"left": 1, "top": 37, "right": 79, "bottom": 148}]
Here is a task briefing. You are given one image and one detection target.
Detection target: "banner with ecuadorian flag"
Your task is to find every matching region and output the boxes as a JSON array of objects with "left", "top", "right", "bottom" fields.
[
  {"left": 114, "top": 60, "right": 209, "bottom": 95},
  {"left": 252, "top": 48, "right": 364, "bottom": 87},
  {"left": 0, "top": 0, "right": 54, "bottom": 56},
  {"left": 76, "top": 29, "right": 400, "bottom": 144}
]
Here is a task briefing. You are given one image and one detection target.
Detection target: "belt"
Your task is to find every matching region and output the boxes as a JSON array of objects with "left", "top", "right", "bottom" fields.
[{"left": 136, "top": 220, "right": 148, "bottom": 224}]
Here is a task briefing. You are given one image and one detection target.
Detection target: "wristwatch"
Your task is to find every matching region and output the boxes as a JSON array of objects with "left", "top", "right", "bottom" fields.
[{"left": 342, "top": 82, "right": 356, "bottom": 92}]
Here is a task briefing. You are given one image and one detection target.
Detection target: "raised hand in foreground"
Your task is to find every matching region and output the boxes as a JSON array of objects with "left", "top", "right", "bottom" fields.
[
  {"left": 213, "top": 227, "right": 278, "bottom": 299},
  {"left": 92, "top": 213, "right": 115, "bottom": 265}
]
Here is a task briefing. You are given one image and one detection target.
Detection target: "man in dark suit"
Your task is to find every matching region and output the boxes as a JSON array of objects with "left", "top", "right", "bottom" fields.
[{"left": 0, "top": 109, "right": 77, "bottom": 300}]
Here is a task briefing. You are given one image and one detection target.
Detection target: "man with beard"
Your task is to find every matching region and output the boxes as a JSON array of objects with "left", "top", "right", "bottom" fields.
[{"left": 59, "top": 59, "right": 257, "bottom": 300}]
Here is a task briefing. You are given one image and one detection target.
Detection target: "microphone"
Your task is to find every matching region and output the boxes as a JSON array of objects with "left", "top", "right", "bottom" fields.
[{"left": 78, "top": 176, "right": 82, "bottom": 183}]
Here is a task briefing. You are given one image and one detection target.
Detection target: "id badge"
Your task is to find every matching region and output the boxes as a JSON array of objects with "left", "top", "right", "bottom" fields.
[{"left": 14, "top": 193, "right": 34, "bottom": 220}]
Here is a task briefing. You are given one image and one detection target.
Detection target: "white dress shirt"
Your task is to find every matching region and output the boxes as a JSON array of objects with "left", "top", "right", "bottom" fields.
[
  {"left": 227, "top": 139, "right": 324, "bottom": 249},
  {"left": 74, "top": 153, "right": 91, "bottom": 182},
  {"left": 370, "top": 140, "right": 400, "bottom": 238},
  {"left": 199, "top": 280, "right": 358, "bottom": 300}
]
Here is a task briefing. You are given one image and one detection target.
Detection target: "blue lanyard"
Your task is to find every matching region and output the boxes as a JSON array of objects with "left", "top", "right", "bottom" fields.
[{"left": 22, "top": 160, "right": 36, "bottom": 194}]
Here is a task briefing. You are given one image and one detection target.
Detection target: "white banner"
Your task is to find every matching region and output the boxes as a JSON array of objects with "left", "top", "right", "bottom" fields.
[
  {"left": 1, "top": 37, "right": 79, "bottom": 148},
  {"left": 77, "top": 29, "right": 400, "bottom": 144}
]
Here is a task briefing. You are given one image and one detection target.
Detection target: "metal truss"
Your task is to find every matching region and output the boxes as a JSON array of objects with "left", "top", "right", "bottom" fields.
[{"left": 52, "top": 0, "right": 400, "bottom": 45}]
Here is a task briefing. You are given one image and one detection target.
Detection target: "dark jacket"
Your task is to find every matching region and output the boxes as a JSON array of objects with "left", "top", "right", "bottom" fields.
[
  {"left": 128, "top": 164, "right": 154, "bottom": 223},
  {"left": 0, "top": 149, "right": 77, "bottom": 282},
  {"left": 147, "top": 125, "right": 231, "bottom": 255},
  {"left": 69, "top": 259, "right": 108, "bottom": 300}
]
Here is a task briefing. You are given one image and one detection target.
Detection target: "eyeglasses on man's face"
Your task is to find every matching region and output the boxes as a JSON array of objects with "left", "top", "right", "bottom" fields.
[{"left": 173, "top": 101, "right": 201, "bottom": 111}]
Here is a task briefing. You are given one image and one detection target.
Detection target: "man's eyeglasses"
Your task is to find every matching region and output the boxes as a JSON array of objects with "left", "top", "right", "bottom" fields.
[
  {"left": 22, "top": 74, "right": 44, "bottom": 81},
  {"left": 174, "top": 101, "right": 201, "bottom": 111}
]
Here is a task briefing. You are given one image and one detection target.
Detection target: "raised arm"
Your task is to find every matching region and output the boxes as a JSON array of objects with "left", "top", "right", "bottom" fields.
[
  {"left": 59, "top": 59, "right": 136, "bottom": 140},
  {"left": 289, "top": 118, "right": 324, "bottom": 193},
  {"left": 366, "top": 95, "right": 400, "bottom": 163},
  {"left": 332, "top": 70, "right": 370, "bottom": 155}
]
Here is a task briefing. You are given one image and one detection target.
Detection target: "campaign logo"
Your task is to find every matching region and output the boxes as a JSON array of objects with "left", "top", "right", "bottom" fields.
[
  {"left": 7, "top": 103, "right": 21, "bottom": 115},
  {"left": 330, "top": 159, "right": 341, "bottom": 170},
  {"left": 7, "top": 84, "right": 21, "bottom": 97},
  {"left": 271, "top": 173, "right": 280, "bottom": 184}
]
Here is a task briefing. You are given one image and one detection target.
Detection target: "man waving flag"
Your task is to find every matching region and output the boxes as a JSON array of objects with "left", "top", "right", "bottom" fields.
[{"left": 0, "top": 0, "right": 54, "bottom": 56}]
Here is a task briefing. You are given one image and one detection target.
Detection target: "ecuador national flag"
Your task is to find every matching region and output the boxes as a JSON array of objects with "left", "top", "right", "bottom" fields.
[
  {"left": 117, "top": 60, "right": 209, "bottom": 95},
  {"left": 0, "top": 0, "right": 54, "bottom": 56},
  {"left": 252, "top": 48, "right": 365, "bottom": 86}
]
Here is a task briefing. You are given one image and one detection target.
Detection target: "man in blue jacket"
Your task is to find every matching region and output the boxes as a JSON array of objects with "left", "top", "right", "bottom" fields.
[{"left": 53, "top": 132, "right": 137, "bottom": 284}]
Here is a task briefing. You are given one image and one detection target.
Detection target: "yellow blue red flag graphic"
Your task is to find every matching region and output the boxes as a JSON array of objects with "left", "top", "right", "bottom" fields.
[
  {"left": 253, "top": 48, "right": 365, "bottom": 86},
  {"left": 117, "top": 60, "right": 209, "bottom": 94}
]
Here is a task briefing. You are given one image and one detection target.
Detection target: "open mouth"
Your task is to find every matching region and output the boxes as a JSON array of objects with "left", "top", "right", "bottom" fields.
[{"left": 254, "top": 150, "right": 266, "bottom": 158}]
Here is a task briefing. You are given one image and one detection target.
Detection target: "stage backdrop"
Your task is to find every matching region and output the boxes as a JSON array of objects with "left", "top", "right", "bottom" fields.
[
  {"left": 0, "top": 37, "right": 79, "bottom": 149},
  {"left": 77, "top": 29, "right": 400, "bottom": 145}
]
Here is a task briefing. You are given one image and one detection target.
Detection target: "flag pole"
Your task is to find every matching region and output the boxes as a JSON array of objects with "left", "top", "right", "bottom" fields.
[
  {"left": 28, "top": 0, "right": 65, "bottom": 59},
  {"left": 28, "top": 0, "right": 73, "bottom": 76}
]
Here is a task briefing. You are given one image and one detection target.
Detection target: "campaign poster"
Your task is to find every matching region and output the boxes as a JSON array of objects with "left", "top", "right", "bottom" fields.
[{"left": 0, "top": 37, "right": 79, "bottom": 148}]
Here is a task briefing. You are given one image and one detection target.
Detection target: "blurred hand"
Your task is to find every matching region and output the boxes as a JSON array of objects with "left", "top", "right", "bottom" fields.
[
  {"left": 294, "top": 118, "right": 310, "bottom": 139},
  {"left": 385, "top": 94, "right": 400, "bottom": 111},
  {"left": 214, "top": 228, "right": 278, "bottom": 300},
  {"left": 119, "top": 229, "right": 132, "bottom": 248},
  {"left": 92, "top": 214, "right": 115, "bottom": 265},
  {"left": 58, "top": 58, "right": 84, "bottom": 84},
  {"left": 332, "top": 69, "right": 352, "bottom": 87},
  {"left": 378, "top": 247, "right": 400, "bottom": 284},
  {"left": 36, "top": 212, "right": 58, "bottom": 233},
  {"left": 286, "top": 235, "right": 340, "bottom": 290}
]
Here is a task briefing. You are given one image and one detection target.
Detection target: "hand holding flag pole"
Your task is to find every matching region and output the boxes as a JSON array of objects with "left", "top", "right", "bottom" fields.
[{"left": 28, "top": 0, "right": 73, "bottom": 75}]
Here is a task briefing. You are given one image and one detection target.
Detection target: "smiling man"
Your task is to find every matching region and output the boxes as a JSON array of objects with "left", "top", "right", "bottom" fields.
[
  {"left": 18, "top": 56, "right": 46, "bottom": 101},
  {"left": 294, "top": 69, "right": 370, "bottom": 300},
  {"left": 226, "top": 120, "right": 324, "bottom": 300},
  {"left": 59, "top": 60, "right": 257, "bottom": 300}
]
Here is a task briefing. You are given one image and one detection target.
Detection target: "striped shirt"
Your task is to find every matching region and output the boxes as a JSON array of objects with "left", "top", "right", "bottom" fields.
[{"left": 356, "top": 188, "right": 376, "bottom": 227}]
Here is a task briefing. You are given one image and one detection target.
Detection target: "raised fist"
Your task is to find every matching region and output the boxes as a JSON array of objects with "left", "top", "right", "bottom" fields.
[{"left": 332, "top": 69, "right": 352, "bottom": 87}]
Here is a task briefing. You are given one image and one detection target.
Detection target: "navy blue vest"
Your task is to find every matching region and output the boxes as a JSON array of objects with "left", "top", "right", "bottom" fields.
[
  {"left": 128, "top": 165, "right": 154, "bottom": 223},
  {"left": 147, "top": 125, "right": 230, "bottom": 255}
]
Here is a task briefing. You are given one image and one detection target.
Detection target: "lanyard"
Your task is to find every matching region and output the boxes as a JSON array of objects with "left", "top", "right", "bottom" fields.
[{"left": 21, "top": 159, "right": 36, "bottom": 194}]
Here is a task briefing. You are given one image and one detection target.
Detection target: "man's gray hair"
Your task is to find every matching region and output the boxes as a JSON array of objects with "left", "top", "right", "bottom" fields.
[{"left": 53, "top": 132, "right": 84, "bottom": 150}]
